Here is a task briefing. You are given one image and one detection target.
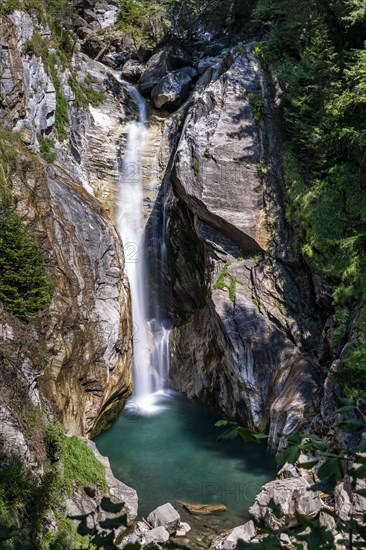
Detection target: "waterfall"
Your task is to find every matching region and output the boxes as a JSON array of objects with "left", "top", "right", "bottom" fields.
[{"left": 117, "top": 83, "right": 171, "bottom": 413}]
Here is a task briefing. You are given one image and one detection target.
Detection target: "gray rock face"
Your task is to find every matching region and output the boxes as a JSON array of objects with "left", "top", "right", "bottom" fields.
[
  {"left": 139, "top": 45, "right": 192, "bottom": 95},
  {"left": 122, "top": 59, "right": 146, "bottom": 82},
  {"left": 147, "top": 503, "right": 181, "bottom": 534},
  {"left": 65, "top": 438, "right": 137, "bottom": 544},
  {"left": 85, "top": 439, "right": 138, "bottom": 523},
  {"left": 249, "top": 477, "right": 322, "bottom": 530},
  {"left": 5, "top": 152, "right": 133, "bottom": 437},
  {"left": 151, "top": 68, "right": 195, "bottom": 110},
  {"left": 145, "top": 526, "right": 170, "bottom": 544},
  {"left": 173, "top": 51, "right": 268, "bottom": 252},
  {"left": 168, "top": 45, "right": 323, "bottom": 445},
  {"left": 210, "top": 521, "right": 256, "bottom": 550},
  {"left": 0, "top": 11, "right": 56, "bottom": 144}
]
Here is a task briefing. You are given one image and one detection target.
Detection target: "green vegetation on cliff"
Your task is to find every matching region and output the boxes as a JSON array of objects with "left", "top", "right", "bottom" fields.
[
  {"left": 0, "top": 130, "right": 52, "bottom": 320},
  {"left": 251, "top": 0, "right": 366, "bottom": 395},
  {"left": 118, "top": 0, "right": 255, "bottom": 47}
]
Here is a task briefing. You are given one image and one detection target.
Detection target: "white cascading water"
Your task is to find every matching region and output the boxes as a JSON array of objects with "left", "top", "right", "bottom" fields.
[{"left": 117, "top": 83, "right": 171, "bottom": 413}]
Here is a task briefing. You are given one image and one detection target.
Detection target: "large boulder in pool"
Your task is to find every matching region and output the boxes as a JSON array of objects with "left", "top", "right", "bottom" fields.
[
  {"left": 151, "top": 68, "right": 196, "bottom": 110},
  {"left": 147, "top": 502, "right": 181, "bottom": 534}
]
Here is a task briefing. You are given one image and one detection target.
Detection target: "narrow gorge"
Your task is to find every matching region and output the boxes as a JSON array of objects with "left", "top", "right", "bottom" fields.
[{"left": 0, "top": 1, "right": 365, "bottom": 549}]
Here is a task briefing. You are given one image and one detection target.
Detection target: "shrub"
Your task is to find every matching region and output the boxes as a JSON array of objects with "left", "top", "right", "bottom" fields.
[
  {"left": 39, "top": 136, "right": 56, "bottom": 163},
  {"left": 248, "top": 92, "right": 267, "bottom": 123},
  {"left": 192, "top": 159, "right": 200, "bottom": 176}
]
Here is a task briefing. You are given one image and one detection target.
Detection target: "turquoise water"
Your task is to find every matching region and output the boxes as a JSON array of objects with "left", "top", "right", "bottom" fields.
[{"left": 94, "top": 391, "right": 275, "bottom": 526}]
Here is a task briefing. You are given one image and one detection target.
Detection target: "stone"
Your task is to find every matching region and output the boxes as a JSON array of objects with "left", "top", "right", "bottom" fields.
[
  {"left": 334, "top": 481, "right": 353, "bottom": 522},
  {"left": 145, "top": 526, "right": 170, "bottom": 544},
  {"left": 197, "top": 57, "right": 221, "bottom": 75},
  {"left": 182, "top": 503, "right": 226, "bottom": 515},
  {"left": 175, "top": 522, "right": 191, "bottom": 536},
  {"left": 147, "top": 503, "right": 181, "bottom": 534},
  {"left": 139, "top": 45, "right": 192, "bottom": 95},
  {"left": 84, "top": 440, "right": 138, "bottom": 523},
  {"left": 122, "top": 59, "right": 146, "bottom": 82},
  {"left": 151, "top": 69, "right": 194, "bottom": 110},
  {"left": 277, "top": 463, "right": 299, "bottom": 479},
  {"left": 249, "top": 477, "right": 322, "bottom": 530},
  {"left": 210, "top": 521, "right": 256, "bottom": 550}
]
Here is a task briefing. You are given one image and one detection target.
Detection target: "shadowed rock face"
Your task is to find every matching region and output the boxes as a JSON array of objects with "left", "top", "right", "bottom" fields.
[
  {"left": 5, "top": 153, "right": 133, "bottom": 437},
  {"left": 168, "top": 47, "right": 324, "bottom": 447}
]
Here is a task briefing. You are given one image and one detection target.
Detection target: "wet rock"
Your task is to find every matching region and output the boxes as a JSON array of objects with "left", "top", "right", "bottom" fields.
[
  {"left": 210, "top": 521, "right": 256, "bottom": 549},
  {"left": 249, "top": 477, "right": 322, "bottom": 530},
  {"left": 182, "top": 503, "right": 227, "bottom": 515},
  {"left": 151, "top": 69, "right": 194, "bottom": 110},
  {"left": 147, "top": 503, "right": 181, "bottom": 534}
]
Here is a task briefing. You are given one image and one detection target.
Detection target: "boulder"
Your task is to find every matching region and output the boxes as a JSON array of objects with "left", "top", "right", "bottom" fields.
[
  {"left": 176, "top": 522, "right": 191, "bottom": 537},
  {"left": 145, "top": 526, "right": 170, "bottom": 544},
  {"left": 182, "top": 502, "right": 226, "bottom": 515},
  {"left": 122, "top": 59, "right": 146, "bottom": 82},
  {"left": 147, "top": 503, "right": 181, "bottom": 534},
  {"left": 249, "top": 477, "right": 322, "bottom": 530},
  {"left": 139, "top": 45, "right": 192, "bottom": 95},
  {"left": 210, "top": 521, "right": 256, "bottom": 550},
  {"left": 151, "top": 69, "right": 194, "bottom": 110}
]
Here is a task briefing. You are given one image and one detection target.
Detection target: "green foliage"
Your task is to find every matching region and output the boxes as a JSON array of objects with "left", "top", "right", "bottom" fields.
[
  {"left": 61, "top": 436, "right": 107, "bottom": 494},
  {"left": 0, "top": 194, "right": 52, "bottom": 319},
  {"left": 192, "top": 159, "right": 200, "bottom": 176},
  {"left": 330, "top": 307, "right": 350, "bottom": 348},
  {"left": 256, "top": 162, "right": 264, "bottom": 177},
  {"left": 43, "top": 518, "right": 96, "bottom": 550},
  {"left": 248, "top": 92, "right": 267, "bottom": 123},
  {"left": 0, "top": 0, "right": 21, "bottom": 15},
  {"left": 39, "top": 136, "right": 56, "bottom": 164},
  {"left": 203, "top": 147, "right": 212, "bottom": 159},
  {"left": 68, "top": 74, "right": 107, "bottom": 109},
  {"left": 50, "top": 54, "right": 69, "bottom": 141},
  {"left": 118, "top": 0, "right": 252, "bottom": 47},
  {"left": 0, "top": 131, "right": 52, "bottom": 320},
  {"left": 251, "top": 0, "right": 366, "bottom": 393},
  {"left": 213, "top": 261, "right": 240, "bottom": 303},
  {"left": 218, "top": 397, "right": 366, "bottom": 548}
]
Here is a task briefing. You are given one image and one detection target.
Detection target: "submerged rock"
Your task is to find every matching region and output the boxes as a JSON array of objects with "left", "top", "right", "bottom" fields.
[{"left": 182, "top": 503, "right": 227, "bottom": 515}]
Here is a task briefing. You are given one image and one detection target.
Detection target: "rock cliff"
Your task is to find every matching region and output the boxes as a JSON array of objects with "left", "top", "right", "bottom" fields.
[{"left": 165, "top": 46, "right": 324, "bottom": 448}]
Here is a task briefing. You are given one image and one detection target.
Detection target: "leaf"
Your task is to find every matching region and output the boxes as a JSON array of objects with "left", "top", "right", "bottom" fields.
[
  {"left": 252, "top": 433, "right": 269, "bottom": 440},
  {"left": 335, "top": 405, "right": 356, "bottom": 414},
  {"left": 338, "top": 419, "right": 365, "bottom": 433},
  {"left": 238, "top": 428, "right": 256, "bottom": 442},
  {"left": 317, "top": 458, "right": 342, "bottom": 482},
  {"left": 310, "top": 477, "right": 338, "bottom": 493},
  {"left": 276, "top": 445, "right": 301, "bottom": 467},
  {"left": 215, "top": 419, "right": 230, "bottom": 428},
  {"left": 217, "top": 428, "right": 239, "bottom": 441},
  {"left": 298, "top": 460, "right": 319, "bottom": 469},
  {"left": 355, "top": 488, "right": 366, "bottom": 498}
]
